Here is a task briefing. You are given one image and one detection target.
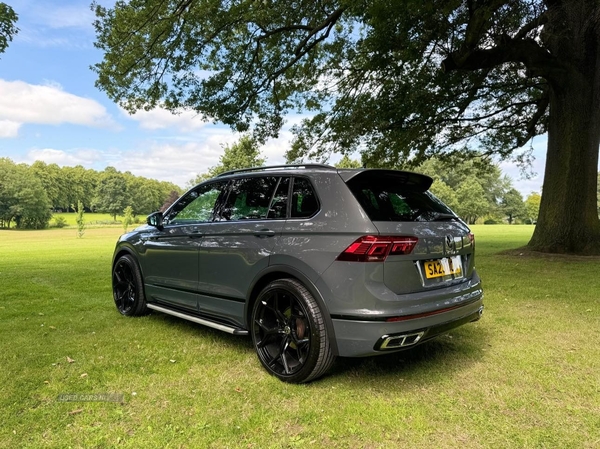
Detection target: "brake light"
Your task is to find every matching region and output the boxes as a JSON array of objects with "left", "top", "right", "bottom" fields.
[{"left": 337, "top": 236, "right": 418, "bottom": 262}]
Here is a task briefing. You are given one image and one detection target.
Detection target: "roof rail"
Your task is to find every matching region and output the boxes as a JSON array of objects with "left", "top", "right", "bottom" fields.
[{"left": 216, "top": 164, "right": 336, "bottom": 177}]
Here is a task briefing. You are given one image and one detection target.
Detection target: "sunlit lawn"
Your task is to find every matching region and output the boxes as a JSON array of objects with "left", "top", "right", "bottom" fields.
[
  {"left": 0, "top": 225, "right": 598, "bottom": 448},
  {"left": 51, "top": 212, "right": 126, "bottom": 228}
]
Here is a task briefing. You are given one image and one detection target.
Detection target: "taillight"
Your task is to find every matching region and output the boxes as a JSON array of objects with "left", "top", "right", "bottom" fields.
[{"left": 337, "top": 236, "right": 418, "bottom": 262}]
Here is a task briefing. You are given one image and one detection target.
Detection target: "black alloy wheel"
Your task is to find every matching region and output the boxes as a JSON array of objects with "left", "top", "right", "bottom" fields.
[
  {"left": 112, "top": 254, "right": 148, "bottom": 317},
  {"left": 251, "top": 279, "right": 334, "bottom": 383}
]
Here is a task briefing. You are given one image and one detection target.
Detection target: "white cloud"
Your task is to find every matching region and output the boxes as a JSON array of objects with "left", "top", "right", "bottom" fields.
[
  {"left": 9, "top": 0, "right": 96, "bottom": 48},
  {"left": 117, "top": 141, "right": 223, "bottom": 185},
  {"left": 0, "top": 120, "right": 21, "bottom": 138},
  {"left": 25, "top": 148, "right": 103, "bottom": 166},
  {"left": 41, "top": 6, "right": 95, "bottom": 30},
  {"left": 124, "top": 107, "right": 209, "bottom": 132},
  {"left": 13, "top": 1, "right": 95, "bottom": 30},
  {"left": 261, "top": 130, "right": 292, "bottom": 164},
  {"left": 0, "top": 79, "right": 117, "bottom": 137}
]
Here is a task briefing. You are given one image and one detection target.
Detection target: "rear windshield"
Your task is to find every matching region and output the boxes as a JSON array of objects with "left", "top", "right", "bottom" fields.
[{"left": 346, "top": 175, "right": 455, "bottom": 222}]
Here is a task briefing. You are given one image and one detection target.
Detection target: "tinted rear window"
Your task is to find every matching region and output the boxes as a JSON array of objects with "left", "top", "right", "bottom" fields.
[
  {"left": 346, "top": 176, "right": 454, "bottom": 222},
  {"left": 291, "top": 177, "right": 319, "bottom": 218}
]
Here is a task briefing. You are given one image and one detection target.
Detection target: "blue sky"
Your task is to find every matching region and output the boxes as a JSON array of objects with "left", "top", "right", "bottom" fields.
[{"left": 0, "top": 0, "right": 548, "bottom": 194}]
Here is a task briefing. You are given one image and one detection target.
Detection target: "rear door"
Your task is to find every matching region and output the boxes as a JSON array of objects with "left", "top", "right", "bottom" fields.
[{"left": 196, "top": 175, "right": 287, "bottom": 325}]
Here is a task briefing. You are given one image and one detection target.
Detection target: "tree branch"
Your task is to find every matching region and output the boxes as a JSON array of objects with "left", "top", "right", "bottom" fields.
[
  {"left": 293, "top": 7, "right": 346, "bottom": 56},
  {"left": 442, "top": 37, "right": 566, "bottom": 83},
  {"left": 514, "top": 11, "right": 548, "bottom": 40},
  {"left": 516, "top": 87, "right": 549, "bottom": 146}
]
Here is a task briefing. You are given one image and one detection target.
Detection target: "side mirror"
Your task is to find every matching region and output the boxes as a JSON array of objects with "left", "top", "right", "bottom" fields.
[{"left": 147, "top": 211, "right": 164, "bottom": 230}]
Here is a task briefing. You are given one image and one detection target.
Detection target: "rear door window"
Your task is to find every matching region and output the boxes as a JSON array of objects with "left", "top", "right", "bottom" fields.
[
  {"left": 267, "top": 177, "right": 290, "bottom": 219},
  {"left": 219, "top": 176, "right": 279, "bottom": 221}
]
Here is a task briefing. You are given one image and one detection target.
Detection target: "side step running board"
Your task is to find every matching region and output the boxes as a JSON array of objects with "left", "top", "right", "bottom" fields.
[{"left": 147, "top": 304, "right": 249, "bottom": 336}]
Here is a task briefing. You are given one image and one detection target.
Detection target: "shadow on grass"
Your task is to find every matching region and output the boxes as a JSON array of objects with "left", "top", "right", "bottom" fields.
[
  {"left": 146, "top": 311, "right": 255, "bottom": 352},
  {"left": 141, "top": 310, "right": 490, "bottom": 385},
  {"left": 329, "top": 325, "right": 490, "bottom": 384}
]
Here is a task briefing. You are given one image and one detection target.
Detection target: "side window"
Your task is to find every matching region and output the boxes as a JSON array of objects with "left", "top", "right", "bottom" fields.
[
  {"left": 166, "top": 181, "right": 226, "bottom": 224},
  {"left": 220, "top": 176, "right": 279, "bottom": 221},
  {"left": 267, "top": 177, "right": 290, "bottom": 219},
  {"left": 291, "top": 177, "right": 319, "bottom": 218}
]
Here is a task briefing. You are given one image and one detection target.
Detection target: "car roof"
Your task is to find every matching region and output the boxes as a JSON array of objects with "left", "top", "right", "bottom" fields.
[
  {"left": 215, "top": 164, "right": 433, "bottom": 190},
  {"left": 216, "top": 164, "right": 337, "bottom": 178}
]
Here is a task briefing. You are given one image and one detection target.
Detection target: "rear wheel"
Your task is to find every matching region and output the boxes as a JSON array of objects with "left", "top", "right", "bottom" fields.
[
  {"left": 251, "top": 279, "right": 335, "bottom": 383},
  {"left": 112, "top": 254, "right": 148, "bottom": 317}
]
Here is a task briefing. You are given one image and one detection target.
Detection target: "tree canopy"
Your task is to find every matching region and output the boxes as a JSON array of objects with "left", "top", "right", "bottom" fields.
[
  {"left": 501, "top": 188, "right": 527, "bottom": 225},
  {"left": 0, "top": 158, "right": 51, "bottom": 229},
  {"left": 93, "top": 0, "right": 600, "bottom": 254},
  {"left": 0, "top": 2, "right": 17, "bottom": 56},
  {"left": 417, "top": 155, "right": 511, "bottom": 223},
  {"left": 525, "top": 192, "right": 542, "bottom": 224}
]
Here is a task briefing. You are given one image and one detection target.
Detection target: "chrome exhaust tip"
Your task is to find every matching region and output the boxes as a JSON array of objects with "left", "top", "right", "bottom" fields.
[{"left": 378, "top": 331, "right": 425, "bottom": 350}]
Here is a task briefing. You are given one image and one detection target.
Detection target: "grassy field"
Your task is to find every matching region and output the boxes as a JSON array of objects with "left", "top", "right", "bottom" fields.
[
  {"left": 0, "top": 225, "right": 598, "bottom": 448},
  {"left": 51, "top": 212, "right": 129, "bottom": 228}
]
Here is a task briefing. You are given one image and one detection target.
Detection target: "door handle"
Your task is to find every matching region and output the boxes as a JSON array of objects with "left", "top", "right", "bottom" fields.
[
  {"left": 188, "top": 229, "right": 203, "bottom": 239},
  {"left": 254, "top": 229, "right": 276, "bottom": 238}
]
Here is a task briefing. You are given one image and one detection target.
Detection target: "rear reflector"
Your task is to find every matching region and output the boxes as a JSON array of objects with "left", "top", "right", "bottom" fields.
[
  {"left": 337, "top": 235, "right": 418, "bottom": 262},
  {"left": 468, "top": 232, "right": 475, "bottom": 248}
]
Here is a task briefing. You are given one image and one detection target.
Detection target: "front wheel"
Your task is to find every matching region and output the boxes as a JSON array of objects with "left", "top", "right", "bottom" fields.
[
  {"left": 251, "top": 279, "right": 335, "bottom": 383},
  {"left": 112, "top": 254, "right": 148, "bottom": 317}
]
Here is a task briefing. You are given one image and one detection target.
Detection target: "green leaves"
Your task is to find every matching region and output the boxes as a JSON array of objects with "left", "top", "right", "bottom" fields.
[
  {"left": 93, "top": 0, "right": 553, "bottom": 166},
  {"left": 93, "top": 0, "right": 347, "bottom": 141},
  {"left": 0, "top": 158, "right": 51, "bottom": 229},
  {"left": 0, "top": 2, "right": 18, "bottom": 56}
]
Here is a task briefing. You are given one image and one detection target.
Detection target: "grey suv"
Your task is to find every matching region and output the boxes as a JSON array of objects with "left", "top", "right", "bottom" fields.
[{"left": 112, "top": 165, "right": 483, "bottom": 383}]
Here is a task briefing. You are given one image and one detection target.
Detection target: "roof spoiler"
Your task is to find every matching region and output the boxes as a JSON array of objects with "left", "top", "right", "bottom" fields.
[{"left": 339, "top": 169, "right": 433, "bottom": 191}]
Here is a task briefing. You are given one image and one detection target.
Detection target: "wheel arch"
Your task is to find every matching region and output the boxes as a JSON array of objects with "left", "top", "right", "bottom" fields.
[
  {"left": 245, "top": 264, "right": 339, "bottom": 356},
  {"left": 112, "top": 244, "right": 147, "bottom": 289},
  {"left": 112, "top": 244, "right": 139, "bottom": 269}
]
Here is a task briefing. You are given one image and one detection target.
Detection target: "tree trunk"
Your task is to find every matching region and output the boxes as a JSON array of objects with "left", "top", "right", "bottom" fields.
[
  {"left": 527, "top": 1, "right": 600, "bottom": 254},
  {"left": 528, "top": 78, "right": 600, "bottom": 254}
]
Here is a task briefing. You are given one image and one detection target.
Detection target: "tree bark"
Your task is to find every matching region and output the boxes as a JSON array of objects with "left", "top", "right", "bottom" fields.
[
  {"left": 528, "top": 78, "right": 600, "bottom": 254},
  {"left": 527, "top": 1, "right": 600, "bottom": 254}
]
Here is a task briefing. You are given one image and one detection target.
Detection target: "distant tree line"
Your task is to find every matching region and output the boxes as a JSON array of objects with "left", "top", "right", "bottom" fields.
[
  {"left": 415, "top": 156, "right": 537, "bottom": 225},
  {"left": 0, "top": 158, "right": 181, "bottom": 229}
]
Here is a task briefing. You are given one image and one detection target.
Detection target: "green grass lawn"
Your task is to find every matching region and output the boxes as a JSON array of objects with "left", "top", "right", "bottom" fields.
[
  {"left": 51, "top": 212, "right": 128, "bottom": 228},
  {"left": 0, "top": 225, "right": 598, "bottom": 448}
]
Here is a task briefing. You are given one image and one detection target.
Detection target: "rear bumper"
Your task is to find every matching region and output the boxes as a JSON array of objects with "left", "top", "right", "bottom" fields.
[{"left": 331, "top": 296, "right": 484, "bottom": 357}]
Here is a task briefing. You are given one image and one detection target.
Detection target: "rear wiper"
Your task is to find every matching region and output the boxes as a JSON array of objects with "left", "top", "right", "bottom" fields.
[
  {"left": 413, "top": 211, "right": 458, "bottom": 222},
  {"left": 431, "top": 213, "right": 458, "bottom": 221}
]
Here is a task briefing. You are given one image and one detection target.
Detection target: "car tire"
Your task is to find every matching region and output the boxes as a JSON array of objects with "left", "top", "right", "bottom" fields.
[
  {"left": 251, "top": 278, "right": 335, "bottom": 383},
  {"left": 112, "top": 254, "right": 149, "bottom": 317}
]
